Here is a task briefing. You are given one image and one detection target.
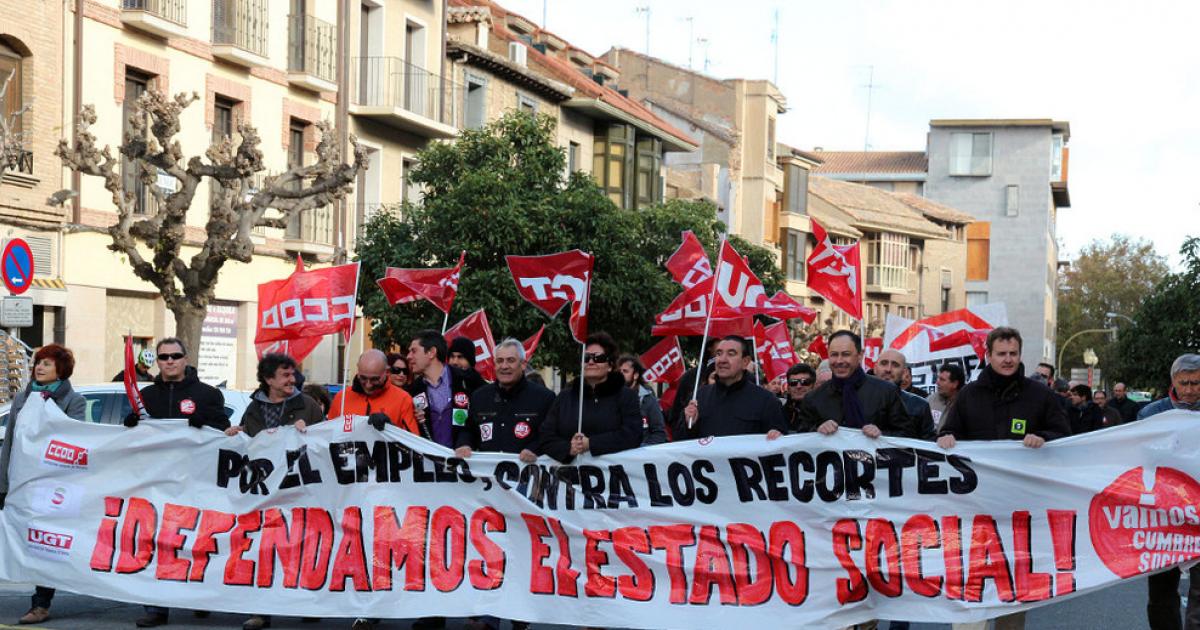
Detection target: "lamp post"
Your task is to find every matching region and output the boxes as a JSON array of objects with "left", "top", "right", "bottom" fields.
[
  {"left": 1058, "top": 328, "right": 1117, "bottom": 379},
  {"left": 1106, "top": 312, "right": 1135, "bottom": 326},
  {"left": 1083, "top": 347, "right": 1098, "bottom": 387}
]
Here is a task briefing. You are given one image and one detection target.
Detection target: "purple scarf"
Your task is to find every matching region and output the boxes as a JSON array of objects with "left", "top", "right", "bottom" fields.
[{"left": 832, "top": 367, "right": 867, "bottom": 428}]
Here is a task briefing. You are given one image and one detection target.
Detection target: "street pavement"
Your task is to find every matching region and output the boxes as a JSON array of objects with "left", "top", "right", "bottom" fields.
[{"left": 0, "top": 576, "right": 1165, "bottom": 629}]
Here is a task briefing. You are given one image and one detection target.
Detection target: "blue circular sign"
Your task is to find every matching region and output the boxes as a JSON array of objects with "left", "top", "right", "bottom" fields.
[{"left": 2, "top": 238, "right": 34, "bottom": 295}]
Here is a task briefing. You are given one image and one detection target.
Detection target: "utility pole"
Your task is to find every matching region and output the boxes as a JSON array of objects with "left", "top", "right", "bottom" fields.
[
  {"left": 862, "top": 65, "right": 877, "bottom": 151},
  {"left": 697, "top": 37, "right": 711, "bottom": 72},
  {"left": 635, "top": 6, "right": 651, "bottom": 56},
  {"left": 771, "top": 7, "right": 780, "bottom": 85}
]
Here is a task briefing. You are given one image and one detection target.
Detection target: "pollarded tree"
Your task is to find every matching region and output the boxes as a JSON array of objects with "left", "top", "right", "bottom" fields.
[{"left": 54, "top": 90, "right": 366, "bottom": 352}]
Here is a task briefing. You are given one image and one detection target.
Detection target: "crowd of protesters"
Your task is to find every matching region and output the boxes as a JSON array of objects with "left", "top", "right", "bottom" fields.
[{"left": 0, "top": 326, "right": 1197, "bottom": 630}]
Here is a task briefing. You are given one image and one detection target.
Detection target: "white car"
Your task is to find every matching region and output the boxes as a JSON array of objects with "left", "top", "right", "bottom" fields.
[{"left": 0, "top": 383, "right": 252, "bottom": 446}]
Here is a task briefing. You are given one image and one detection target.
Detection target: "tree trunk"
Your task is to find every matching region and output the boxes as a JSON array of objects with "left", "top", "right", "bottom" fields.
[{"left": 171, "top": 304, "right": 206, "bottom": 360}]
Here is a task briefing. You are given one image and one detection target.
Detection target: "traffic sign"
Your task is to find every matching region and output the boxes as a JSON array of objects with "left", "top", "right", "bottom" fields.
[
  {"left": 1, "top": 296, "right": 33, "bottom": 327},
  {"left": 2, "top": 238, "right": 34, "bottom": 295}
]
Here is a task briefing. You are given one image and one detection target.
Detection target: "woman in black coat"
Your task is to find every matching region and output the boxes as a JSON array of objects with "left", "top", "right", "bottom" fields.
[{"left": 539, "top": 332, "right": 642, "bottom": 463}]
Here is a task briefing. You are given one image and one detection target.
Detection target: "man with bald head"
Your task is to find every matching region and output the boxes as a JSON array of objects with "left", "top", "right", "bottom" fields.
[
  {"left": 875, "top": 349, "right": 935, "bottom": 439},
  {"left": 327, "top": 349, "right": 418, "bottom": 434}
]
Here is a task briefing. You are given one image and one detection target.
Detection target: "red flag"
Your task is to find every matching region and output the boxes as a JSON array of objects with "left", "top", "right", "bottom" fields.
[
  {"left": 123, "top": 335, "right": 149, "bottom": 423},
  {"left": 710, "top": 240, "right": 769, "bottom": 317},
  {"left": 506, "top": 250, "right": 594, "bottom": 344},
  {"left": 651, "top": 281, "right": 752, "bottom": 337},
  {"left": 806, "top": 335, "right": 829, "bottom": 359},
  {"left": 444, "top": 309, "right": 496, "bottom": 381},
  {"left": 928, "top": 328, "right": 992, "bottom": 361},
  {"left": 255, "top": 262, "right": 360, "bottom": 346},
  {"left": 759, "top": 291, "right": 818, "bottom": 323},
  {"left": 376, "top": 251, "right": 465, "bottom": 314},
  {"left": 639, "top": 337, "right": 686, "bottom": 386},
  {"left": 665, "top": 230, "right": 713, "bottom": 289},
  {"left": 754, "top": 321, "right": 798, "bottom": 382},
  {"left": 806, "top": 220, "right": 863, "bottom": 319},
  {"left": 862, "top": 337, "right": 883, "bottom": 370},
  {"left": 255, "top": 337, "right": 323, "bottom": 363},
  {"left": 522, "top": 325, "right": 545, "bottom": 362}
]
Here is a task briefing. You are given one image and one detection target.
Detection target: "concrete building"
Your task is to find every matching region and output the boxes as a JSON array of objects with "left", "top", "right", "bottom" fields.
[
  {"left": 597, "top": 48, "right": 785, "bottom": 245},
  {"left": 4, "top": 0, "right": 457, "bottom": 388},
  {"left": 446, "top": 1, "right": 696, "bottom": 209},
  {"left": 924, "top": 119, "right": 1071, "bottom": 366}
]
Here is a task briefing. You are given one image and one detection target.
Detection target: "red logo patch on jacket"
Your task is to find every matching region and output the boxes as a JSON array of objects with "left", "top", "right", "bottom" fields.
[
  {"left": 514, "top": 421, "right": 531, "bottom": 439},
  {"left": 179, "top": 399, "right": 196, "bottom": 415},
  {"left": 454, "top": 392, "right": 469, "bottom": 408}
]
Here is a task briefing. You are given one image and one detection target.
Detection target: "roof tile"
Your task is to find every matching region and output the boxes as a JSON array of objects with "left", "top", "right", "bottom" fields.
[{"left": 811, "top": 151, "right": 927, "bottom": 175}]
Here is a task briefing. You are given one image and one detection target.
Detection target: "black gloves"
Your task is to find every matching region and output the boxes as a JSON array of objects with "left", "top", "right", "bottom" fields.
[
  {"left": 187, "top": 416, "right": 207, "bottom": 429},
  {"left": 0, "top": 492, "right": 6, "bottom": 510},
  {"left": 368, "top": 413, "right": 392, "bottom": 431},
  {"left": 123, "top": 414, "right": 139, "bottom": 428}
]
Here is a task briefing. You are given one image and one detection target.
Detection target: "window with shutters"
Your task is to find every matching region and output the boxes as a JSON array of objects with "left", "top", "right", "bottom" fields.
[
  {"left": 123, "top": 70, "right": 153, "bottom": 214},
  {"left": 966, "top": 222, "right": 990, "bottom": 281}
]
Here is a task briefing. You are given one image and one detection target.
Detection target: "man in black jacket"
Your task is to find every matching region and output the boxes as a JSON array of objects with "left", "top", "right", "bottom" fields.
[
  {"left": 678, "top": 336, "right": 786, "bottom": 439},
  {"left": 875, "top": 349, "right": 936, "bottom": 439},
  {"left": 795, "top": 331, "right": 914, "bottom": 438},
  {"left": 407, "top": 329, "right": 485, "bottom": 449},
  {"left": 1111, "top": 382, "right": 1141, "bottom": 422},
  {"left": 937, "top": 327, "right": 1069, "bottom": 448},
  {"left": 455, "top": 339, "right": 553, "bottom": 462},
  {"left": 123, "top": 338, "right": 225, "bottom": 628}
]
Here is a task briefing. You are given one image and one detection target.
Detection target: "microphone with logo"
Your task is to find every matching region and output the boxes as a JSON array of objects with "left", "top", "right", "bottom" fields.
[{"left": 412, "top": 392, "right": 433, "bottom": 441}]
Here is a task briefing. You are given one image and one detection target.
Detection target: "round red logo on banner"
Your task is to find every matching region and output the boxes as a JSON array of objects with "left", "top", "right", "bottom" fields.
[
  {"left": 179, "top": 399, "right": 196, "bottom": 415},
  {"left": 513, "top": 421, "right": 530, "bottom": 439},
  {"left": 1089, "top": 466, "right": 1200, "bottom": 578}
]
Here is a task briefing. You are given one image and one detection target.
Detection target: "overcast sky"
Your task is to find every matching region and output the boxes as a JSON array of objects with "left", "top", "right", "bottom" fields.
[{"left": 502, "top": 0, "right": 1199, "bottom": 267}]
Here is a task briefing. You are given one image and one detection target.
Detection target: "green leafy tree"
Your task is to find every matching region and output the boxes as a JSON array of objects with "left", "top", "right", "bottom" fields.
[
  {"left": 355, "top": 111, "right": 782, "bottom": 375},
  {"left": 1056, "top": 235, "right": 1168, "bottom": 379},
  {"left": 1109, "top": 237, "right": 1200, "bottom": 390}
]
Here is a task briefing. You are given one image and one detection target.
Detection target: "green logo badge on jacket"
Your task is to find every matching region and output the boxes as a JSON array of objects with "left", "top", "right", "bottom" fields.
[
  {"left": 1011, "top": 418, "right": 1027, "bottom": 436},
  {"left": 452, "top": 408, "right": 468, "bottom": 427}
]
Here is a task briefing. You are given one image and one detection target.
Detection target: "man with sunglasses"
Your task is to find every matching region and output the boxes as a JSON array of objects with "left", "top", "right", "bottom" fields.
[
  {"left": 122, "top": 338, "right": 225, "bottom": 628},
  {"left": 783, "top": 363, "right": 817, "bottom": 432},
  {"left": 328, "top": 349, "right": 418, "bottom": 435}
]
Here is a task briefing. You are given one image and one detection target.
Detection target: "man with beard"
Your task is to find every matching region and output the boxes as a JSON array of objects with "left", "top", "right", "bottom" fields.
[{"left": 874, "top": 349, "right": 935, "bottom": 439}]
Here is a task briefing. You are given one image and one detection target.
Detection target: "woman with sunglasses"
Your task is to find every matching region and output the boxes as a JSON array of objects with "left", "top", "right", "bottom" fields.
[
  {"left": 386, "top": 352, "right": 410, "bottom": 389},
  {"left": 0, "top": 344, "right": 88, "bottom": 626},
  {"left": 539, "top": 332, "right": 642, "bottom": 463}
]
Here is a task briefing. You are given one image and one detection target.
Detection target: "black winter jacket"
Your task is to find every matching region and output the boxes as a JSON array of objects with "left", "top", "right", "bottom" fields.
[
  {"left": 900, "top": 389, "right": 936, "bottom": 440},
  {"left": 240, "top": 390, "right": 326, "bottom": 437},
  {"left": 457, "top": 376, "right": 556, "bottom": 454},
  {"left": 795, "top": 374, "right": 916, "bottom": 436},
  {"left": 539, "top": 372, "right": 642, "bottom": 463},
  {"left": 1067, "top": 402, "right": 1103, "bottom": 435},
  {"left": 674, "top": 372, "right": 787, "bottom": 439},
  {"left": 938, "top": 364, "right": 1069, "bottom": 442},
  {"left": 126, "top": 366, "right": 228, "bottom": 430},
  {"left": 406, "top": 365, "right": 485, "bottom": 445}
]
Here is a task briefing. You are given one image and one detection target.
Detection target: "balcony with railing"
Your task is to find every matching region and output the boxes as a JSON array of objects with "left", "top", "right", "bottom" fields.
[
  {"left": 350, "top": 57, "right": 462, "bottom": 139},
  {"left": 121, "top": 0, "right": 188, "bottom": 39},
  {"left": 211, "top": 0, "right": 268, "bottom": 68},
  {"left": 287, "top": 14, "right": 336, "bottom": 93},
  {"left": 284, "top": 206, "right": 336, "bottom": 254}
]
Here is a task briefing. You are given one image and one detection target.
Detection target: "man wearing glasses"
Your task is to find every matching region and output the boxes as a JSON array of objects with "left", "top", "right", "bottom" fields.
[
  {"left": 782, "top": 363, "right": 817, "bottom": 432},
  {"left": 123, "top": 338, "right": 226, "bottom": 628},
  {"left": 327, "top": 349, "right": 418, "bottom": 435}
]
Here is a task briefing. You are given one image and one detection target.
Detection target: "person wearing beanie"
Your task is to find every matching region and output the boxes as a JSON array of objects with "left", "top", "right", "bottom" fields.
[{"left": 448, "top": 336, "right": 478, "bottom": 372}]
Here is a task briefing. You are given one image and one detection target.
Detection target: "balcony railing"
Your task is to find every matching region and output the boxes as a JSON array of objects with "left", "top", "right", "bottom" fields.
[
  {"left": 288, "top": 14, "right": 336, "bottom": 84},
  {"left": 212, "top": 0, "right": 267, "bottom": 58},
  {"left": 122, "top": 0, "right": 187, "bottom": 26},
  {"left": 286, "top": 206, "right": 335, "bottom": 246},
  {"left": 352, "top": 57, "right": 463, "bottom": 129}
]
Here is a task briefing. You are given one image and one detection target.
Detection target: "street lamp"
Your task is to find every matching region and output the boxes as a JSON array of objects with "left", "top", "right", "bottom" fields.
[
  {"left": 1106, "top": 312, "right": 1135, "bottom": 326},
  {"left": 1057, "top": 328, "right": 1117, "bottom": 378}
]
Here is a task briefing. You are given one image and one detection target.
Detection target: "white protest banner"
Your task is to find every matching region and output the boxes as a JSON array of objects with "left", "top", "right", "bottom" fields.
[
  {"left": 882, "top": 303, "right": 1009, "bottom": 395},
  {"left": 3, "top": 396, "right": 1199, "bottom": 629}
]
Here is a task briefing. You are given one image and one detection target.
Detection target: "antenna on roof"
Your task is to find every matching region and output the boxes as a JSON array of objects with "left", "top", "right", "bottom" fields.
[
  {"left": 861, "top": 65, "right": 884, "bottom": 151},
  {"left": 635, "top": 6, "right": 651, "bottom": 56},
  {"left": 683, "top": 16, "right": 695, "bottom": 69},
  {"left": 771, "top": 7, "right": 780, "bottom": 85},
  {"left": 697, "top": 37, "right": 711, "bottom": 73}
]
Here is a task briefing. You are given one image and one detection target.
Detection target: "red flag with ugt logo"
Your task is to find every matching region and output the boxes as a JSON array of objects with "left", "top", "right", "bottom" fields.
[
  {"left": 665, "top": 230, "right": 714, "bottom": 289},
  {"left": 506, "top": 250, "right": 593, "bottom": 344},
  {"left": 443, "top": 309, "right": 497, "bottom": 381},
  {"left": 376, "top": 251, "right": 465, "bottom": 314},
  {"left": 650, "top": 280, "right": 752, "bottom": 337},
  {"left": 710, "top": 240, "right": 770, "bottom": 317},
  {"left": 759, "top": 291, "right": 818, "bottom": 323},
  {"left": 255, "top": 262, "right": 360, "bottom": 348},
  {"left": 639, "top": 336, "right": 685, "bottom": 386},
  {"left": 754, "top": 320, "right": 798, "bottom": 382},
  {"left": 123, "top": 335, "right": 149, "bottom": 423},
  {"left": 806, "top": 220, "right": 863, "bottom": 319}
]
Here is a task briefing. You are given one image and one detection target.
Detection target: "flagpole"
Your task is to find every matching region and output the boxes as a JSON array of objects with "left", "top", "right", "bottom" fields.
[
  {"left": 689, "top": 238, "right": 724, "bottom": 421},
  {"left": 577, "top": 342, "right": 586, "bottom": 435},
  {"left": 440, "top": 311, "right": 450, "bottom": 335},
  {"left": 340, "top": 262, "right": 362, "bottom": 418},
  {"left": 751, "top": 330, "right": 761, "bottom": 385}
]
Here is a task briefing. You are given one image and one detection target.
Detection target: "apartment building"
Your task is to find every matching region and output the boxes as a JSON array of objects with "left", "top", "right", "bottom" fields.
[
  {"left": 6, "top": 0, "right": 455, "bottom": 388},
  {"left": 0, "top": 1, "right": 66, "bottom": 358},
  {"left": 600, "top": 48, "right": 786, "bottom": 244},
  {"left": 447, "top": 0, "right": 696, "bottom": 209},
  {"left": 925, "top": 119, "right": 1071, "bottom": 366}
]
